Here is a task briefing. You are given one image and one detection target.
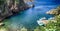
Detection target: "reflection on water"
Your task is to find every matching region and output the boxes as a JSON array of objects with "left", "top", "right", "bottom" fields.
[{"left": 4, "top": 0, "right": 59, "bottom": 29}]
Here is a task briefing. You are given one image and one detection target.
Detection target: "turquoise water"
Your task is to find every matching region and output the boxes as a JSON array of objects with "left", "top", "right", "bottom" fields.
[{"left": 4, "top": 0, "right": 60, "bottom": 29}]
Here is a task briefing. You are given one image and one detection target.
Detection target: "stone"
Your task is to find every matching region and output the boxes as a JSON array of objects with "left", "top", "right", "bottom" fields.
[
  {"left": 0, "top": 0, "right": 30, "bottom": 21},
  {"left": 0, "top": 23, "right": 5, "bottom": 26}
]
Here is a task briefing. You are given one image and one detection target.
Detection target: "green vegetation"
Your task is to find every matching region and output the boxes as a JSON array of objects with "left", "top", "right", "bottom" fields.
[
  {"left": 34, "top": 6, "right": 60, "bottom": 31},
  {"left": 0, "top": 0, "right": 60, "bottom": 31},
  {"left": 0, "top": 0, "right": 5, "bottom": 5}
]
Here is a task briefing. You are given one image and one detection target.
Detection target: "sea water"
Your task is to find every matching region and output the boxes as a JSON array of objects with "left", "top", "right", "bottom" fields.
[{"left": 4, "top": 0, "right": 60, "bottom": 29}]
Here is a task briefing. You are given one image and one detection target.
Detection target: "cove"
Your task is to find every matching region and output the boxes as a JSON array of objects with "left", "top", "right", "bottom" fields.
[{"left": 4, "top": 0, "right": 59, "bottom": 29}]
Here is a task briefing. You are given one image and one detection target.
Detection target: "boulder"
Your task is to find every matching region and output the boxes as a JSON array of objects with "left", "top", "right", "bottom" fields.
[
  {"left": 0, "top": 23, "right": 5, "bottom": 26},
  {"left": 46, "top": 9, "right": 58, "bottom": 15},
  {"left": 0, "top": 0, "right": 30, "bottom": 22}
]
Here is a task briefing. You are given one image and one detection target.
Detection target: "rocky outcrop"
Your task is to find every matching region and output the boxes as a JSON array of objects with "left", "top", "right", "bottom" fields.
[
  {"left": 46, "top": 9, "right": 58, "bottom": 15},
  {"left": 0, "top": 0, "right": 30, "bottom": 22},
  {"left": 46, "top": 6, "right": 60, "bottom": 15},
  {"left": 0, "top": 23, "right": 5, "bottom": 26}
]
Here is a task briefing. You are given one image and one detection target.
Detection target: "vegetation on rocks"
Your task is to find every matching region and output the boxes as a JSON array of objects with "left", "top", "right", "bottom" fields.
[
  {"left": 34, "top": 6, "right": 60, "bottom": 31},
  {"left": 0, "top": 0, "right": 60, "bottom": 31}
]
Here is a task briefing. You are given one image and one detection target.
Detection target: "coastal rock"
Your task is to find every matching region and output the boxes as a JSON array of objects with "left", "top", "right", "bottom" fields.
[
  {"left": 48, "top": 17, "right": 54, "bottom": 20},
  {"left": 29, "top": 4, "right": 35, "bottom": 8},
  {"left": 37, "top": 19, "right": 48, "bottom": 26},
  {"left": 46, "top": 6, "right": 60, "bottom": 15},
  {"left": 0, "top": 0, "right": 30, "bottom": 22},
  {"left": 0, "top": 23, "right": 5, "bottom": 26},
  {"left": 46, "top": 9, "right": 58, "bottom": 15},
  {"left": 37, "top": 17, "right": 48, "bottom": 26}
]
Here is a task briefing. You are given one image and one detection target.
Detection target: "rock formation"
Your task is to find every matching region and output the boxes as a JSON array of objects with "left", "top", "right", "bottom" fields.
[
  {"left": 0, "top": 0, "right": 30, "bottom": 22},
  {"left": 46, "top": 6, "right": 60, "bottom": 15}
]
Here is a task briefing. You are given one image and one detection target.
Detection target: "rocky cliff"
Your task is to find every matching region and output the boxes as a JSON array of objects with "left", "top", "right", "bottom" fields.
[
  {"left": 0, "top": 0, "right": 29, "bottom": 22},
  {"left": 46, "top": 6, "right": 60, "bottom": 15}
]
